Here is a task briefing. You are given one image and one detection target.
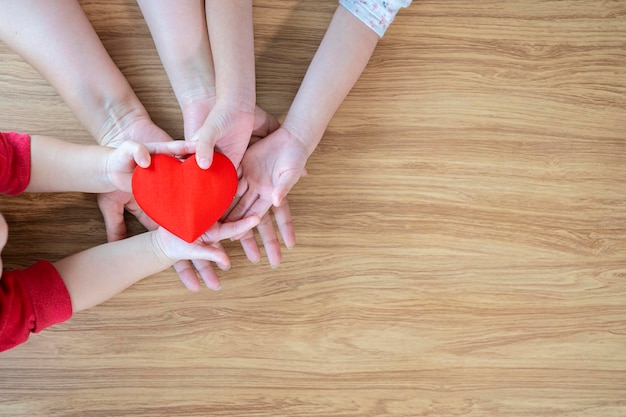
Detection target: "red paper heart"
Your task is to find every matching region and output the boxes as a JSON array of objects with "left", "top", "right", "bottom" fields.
[{"left": 131, "top": 152, "right": 238, "bottom": 243}]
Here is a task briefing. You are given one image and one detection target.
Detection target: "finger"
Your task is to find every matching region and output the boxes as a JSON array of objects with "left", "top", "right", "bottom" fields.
[
  {"left": 235, "top": 176, "right": 248, "bottom": 198},
  {"left": 196, "top": 141, "right": 215, "bottom": 169},
  {"left": 221, "top": 190, "right": 242, "bottom": 222},
  {"left": 192, "top": 259, "right": 222, "bottom": 291},
  {"left": 247, "top": 197, "right": 274, "bottom": 221},
  {"left": 131, "top": 142, "right": 151, "bottom": 168},
  {"left": 173, "top": 260, "right": 201, "bottom": 292},
  {"left": 97, "top": 195, "right": 127, "bottom": 242},
  {"left": 187, "top": 242, "right": 231, "bottom": 267},
  {"left": 191, "top": 122, "right": 219, "bottom": 169},
  {"left": 272, "top": 168, "right": 302, "bottom": 207},
  {"left": 205, "top": 215, "right": 261, "bottom": 242},
  {"left": 273, "top": 198, "right": 296, "bottom": 249},
  {"left": 144, "top": 140, "right": 197, "bottom": 157},
  {"left": 117, "top": 141, "right": 151, "bottom": 168},
  {"left": 257, "top": 212, "right": 282, "bottom": 268},
  {"left": 209, "top": 241, "right": 231, "bottom": 271},
  {"left": 230, "top": 197, "right": 273, "bottom": 240},
  {"left": 222, "top": 178, "right": 247, "bottom": 222},
  {"left": 224, "top": 190, "right": 260, "bottom": 222},
  {"left": 240, "top": 233, "right": 261, "bottom": 264},
  {"left": 232, "top": 228, "right": 254, "bottom": 243}
]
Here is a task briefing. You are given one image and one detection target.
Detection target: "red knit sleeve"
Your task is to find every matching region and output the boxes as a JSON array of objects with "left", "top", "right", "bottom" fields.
[
  {"left": 0, "top": 261, "right": 73, "bottom": 352},
  {"left": 0, "top": 131, "right": 31, "bottom": 195}
]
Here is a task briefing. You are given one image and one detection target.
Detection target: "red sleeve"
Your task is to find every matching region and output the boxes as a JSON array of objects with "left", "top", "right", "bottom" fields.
[
  {"left": 0, "top": 131, "right": 31, "bottom": 195},
  {"left": 0, "top": 261, "right": 73, "bottom": 352}
]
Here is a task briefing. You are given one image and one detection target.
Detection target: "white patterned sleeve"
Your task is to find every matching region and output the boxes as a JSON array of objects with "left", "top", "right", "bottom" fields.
[{"left": 339, "top": 0, "right": 412, "bottom": 37}]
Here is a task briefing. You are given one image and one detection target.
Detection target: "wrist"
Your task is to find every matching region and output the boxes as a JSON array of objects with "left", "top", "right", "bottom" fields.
[
  {"left": 87, "top": 145, "right": 118, "bottom": 193},
  {"left": 97, "top": 149, "right": 118, "bottom": 193},
  {"left": 150, "top": 230, "right": 177, "bottom": 268},
  {"left": 96, "top": 92, "right": 153, "bottom": 147},
  {"left": 215, "top": 88, "right": 256, "bottom": 116},
  {"left": 281, "top": 117, "right": 323, "bottom": 158},
  {"left": 179, "top": 86, "right": 217, "bottom": 113}
]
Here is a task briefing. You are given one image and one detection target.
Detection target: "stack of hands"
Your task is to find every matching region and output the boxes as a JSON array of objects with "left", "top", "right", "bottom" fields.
[
  {"left": 100, "top": 117, "right": 305, "bottom": 292},
  {"left": 0, "top": 0, "right": 412, "bottom": 291},
  {"left": 0, "top": 0, "right": 414, "bottom": 352}
]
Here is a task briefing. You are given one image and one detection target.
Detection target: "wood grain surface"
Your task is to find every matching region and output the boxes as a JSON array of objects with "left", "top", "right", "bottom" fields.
[{"left": 1, "top": 1, "right": 625, "bottom": 416}]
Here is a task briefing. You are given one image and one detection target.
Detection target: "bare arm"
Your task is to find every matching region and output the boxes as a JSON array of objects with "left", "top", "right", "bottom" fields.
[
  {"left": 229, "top": 5, "right": 380, "bottom": 214},
  {"left": 55, "top": 216, "right": 260, "bottom": 312},
  {"left": 204, "top": 0, "right": 256, "bottom": 110},
  {"left": 0, "top": 0, "right": 165, "bottom": 146},
  {"left": 137, "top": 0, "right": 216, "bottom": 111},
  {"left": 282, "top": 5, "right": 379, "bottom": 156},
  {"left": 194, "top": 0, "right": 256, "bottom": 168},
  {"left": 26, "top": 135, "right": 120, "bottom": 193},
  {"left": 54, "top": 231, "right": 171, "bottom": 312},
  {"left": 25, "top": 135, "right": 195, "bottom": 194}
]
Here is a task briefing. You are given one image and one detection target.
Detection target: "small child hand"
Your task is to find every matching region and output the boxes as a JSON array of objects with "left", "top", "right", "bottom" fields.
[
  {"left": 152, "top": 215, "right": 261, "bottom": 269},
  {"left": 105, "top": 140, "right": 198, "bottom": 192}
]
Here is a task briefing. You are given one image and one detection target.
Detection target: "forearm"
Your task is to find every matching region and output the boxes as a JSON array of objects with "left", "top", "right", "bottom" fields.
[
  {"left": 282, "top": 5, "right": 379, "bottom": 156},
  {"left": 205, "top": 0, "right": 256, "bottom": 111},
  {"left": 138, "top": 0, "right": 216, "bottom": 107},
  {"left": 53, "top": 231, "right": 172, "bottom": 312},
  {"left": 0, "top": 0, "right": 147, "bottom": 145},
  {"left": 25, "top": 135, "right": 114, "bottom": 193}
]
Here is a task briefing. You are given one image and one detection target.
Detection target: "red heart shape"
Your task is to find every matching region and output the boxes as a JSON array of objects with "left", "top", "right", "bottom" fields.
[{"left": 131, "top": 152, "right": 238, "bottom": 243}]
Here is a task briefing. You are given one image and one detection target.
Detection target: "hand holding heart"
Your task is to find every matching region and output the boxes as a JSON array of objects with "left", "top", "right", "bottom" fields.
[
  {"left": 132, "top": 150, "right": 239, "bottom": 242},
  {"left": 153, "top": 214, "right": 260, "bottom": 267},
  {"left": 103, "top": 139, "right": 244, "bottom": 244},
  {"left": 104, "top": 140, "right": 199, "bottom": 193}
]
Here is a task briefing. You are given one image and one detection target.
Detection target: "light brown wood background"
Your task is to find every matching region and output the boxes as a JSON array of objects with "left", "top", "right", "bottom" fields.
[{"left": 1, "top": 1, "right": 625, "bottom": 416}]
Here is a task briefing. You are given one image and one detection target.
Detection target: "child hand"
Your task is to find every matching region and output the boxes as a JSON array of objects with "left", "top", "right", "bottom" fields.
[
  {"left": 104, "top": 140, "right": 198, "bottom": 192},
  {"left": 152, "top": 215, "right": 261, "bottom": 283}
]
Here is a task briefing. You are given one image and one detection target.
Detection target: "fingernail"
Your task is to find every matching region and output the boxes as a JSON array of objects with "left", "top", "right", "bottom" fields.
[
  {"left": 214, "top": 285, "right": 222, "bottom": 291},
  {"left": 198, "top": 158, "right": 210, "bottom": 169}
]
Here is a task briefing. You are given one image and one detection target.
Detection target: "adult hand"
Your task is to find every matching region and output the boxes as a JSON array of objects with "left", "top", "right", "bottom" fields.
[
  {"left": 191, "top": 102, "right": 255, "bottom": 170},
  {"left": 182, "top": 94, "right": 275, "bottom": 169},
  {"left": 174, "top": 98, "right": 286, "bottom": 289},
  {"left": 224, "top": 126, "right": 308, "bottom": 268},
  {"left": 227, "top": 126, "right": 308, "bottom": 223}
]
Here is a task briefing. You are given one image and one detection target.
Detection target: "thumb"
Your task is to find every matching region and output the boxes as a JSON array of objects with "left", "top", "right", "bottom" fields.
[
  {"left": 127, "top": 141, "right": 151, "bottom": 168},
  {"left": 195, "top": 140, "right": 215, "bottom": 169},
  {"left": 191, "top": 121, "right": 219, "bottom": 170},
  {"left": 187, "top": 243, "right": 230, "bottom": 267},
  {"left": 272, "top": 168, "right": 301, "bottom": 207}
]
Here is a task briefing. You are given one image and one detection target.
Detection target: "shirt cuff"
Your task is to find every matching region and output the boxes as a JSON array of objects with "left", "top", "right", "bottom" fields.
[
  {"left": 340, "top": 0, "right": 385, "bottom": 37},
  {"left": 21, "top": 261, "right": 73, "bottom": 333}
]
